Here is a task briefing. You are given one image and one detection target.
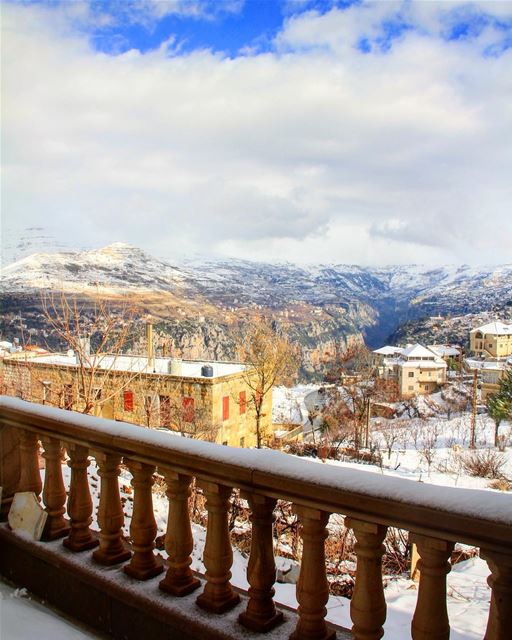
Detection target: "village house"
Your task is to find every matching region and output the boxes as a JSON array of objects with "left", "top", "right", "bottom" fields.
[
  {"left": 373, "top": 343, "right": 448, "bottom": 399},
  {"left": 465, "top": 320, "right": 512, "bottom": 401},
  {"left": 469, "top": 320, "right": 512, "bottom": 358},
  {"left": 0, "top": 350, "right": 272, "bottom": 448}
]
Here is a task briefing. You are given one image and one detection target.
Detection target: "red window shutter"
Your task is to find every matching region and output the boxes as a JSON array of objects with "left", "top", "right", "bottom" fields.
[
  {"left": 222, "top": 396, "right": 229, "bottom": 421},
  {"left": 182, "top": 396, "right": 195, "bottom": 422},
  {"left": 239, "top": 391, "right": 246, "bottom": 415},
  {"left": 124, "top": 390, "right": 134, "bottom": 412}
]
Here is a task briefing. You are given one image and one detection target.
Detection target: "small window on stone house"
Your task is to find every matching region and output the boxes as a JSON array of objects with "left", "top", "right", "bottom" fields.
[
  {"left": 222, "top": 396, "right": 229, "bottom": 421},
  {"left": 124, "top": 390, "right": 134, "bottom": 412},
  {"left": 182, "top": 396, "right": 195, "bottom": 422},
  {"left": 239, "top": 391, "right": 246, "bottom": 415}
]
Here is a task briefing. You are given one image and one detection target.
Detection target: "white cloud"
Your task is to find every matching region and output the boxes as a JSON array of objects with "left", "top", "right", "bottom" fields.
[{"left": 1, "top": 1, "right": 511, "bottom": 266}]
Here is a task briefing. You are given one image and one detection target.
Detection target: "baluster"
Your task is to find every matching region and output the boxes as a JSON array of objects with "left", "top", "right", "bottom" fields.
[
  {"left": 291, "top": 505, "right": 335, "bottom": 640},
  {"left": 63, "top": 444, "right": 98, "bottom": 551},
  {"left": 124, "top": 460, "right": 163, "bottom": 580},
  {"left": 92, "top": 452, "right": 132, "bottom": 566},
  {"left": 159, "top": 470, "right": 200, "bottom": 596},
  {"left": 196, "top": 481, "right": 240, "bottom": 614},
  {"left": 41, "top": 436, "right": 70, "bottom": 540},
  {"left": 481, "top": 549, "right": 512, "bottom": 640},
  {"left": 0, "top": 425, "right": 21, "bottom": 521},
  {"left": 239, "top": 493, "right": 283, "bottom": 632},
  {"left": 18, "top": 430, "right": 42, "bottom": 498},
  {"left": 345, "top": 518, "right": 387, "bottom": 640},
  {"left": 410, "top": 534, "right": 454, "bottom": 640}
]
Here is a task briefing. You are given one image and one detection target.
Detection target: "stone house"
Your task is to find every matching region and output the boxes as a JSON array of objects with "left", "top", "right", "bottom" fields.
[
  {"left": 0, "top": 351, "right": 272, "bottom": 448},
  {"left": 470, "top": 321, "right": 512, "bottom": 358},
  {"left": 373, "top": 344, "right": 447, "bottom": 399}
]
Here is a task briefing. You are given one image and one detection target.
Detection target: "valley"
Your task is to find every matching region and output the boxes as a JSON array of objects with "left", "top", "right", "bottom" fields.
[{"left": 1, "top": 243, "right": 511, "bottom": 380}]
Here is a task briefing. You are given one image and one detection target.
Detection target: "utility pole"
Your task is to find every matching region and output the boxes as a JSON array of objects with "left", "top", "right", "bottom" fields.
[
  {"left": 470, "top": 369, "right": 478, "bottom": 449},
  {"left": 364, "top": 397, "right": 371, "bottom": 448}
]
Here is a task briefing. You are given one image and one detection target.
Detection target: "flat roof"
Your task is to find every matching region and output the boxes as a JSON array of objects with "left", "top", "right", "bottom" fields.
[{"left": 11, "top": 353, "right": 247, "bottom": 379}]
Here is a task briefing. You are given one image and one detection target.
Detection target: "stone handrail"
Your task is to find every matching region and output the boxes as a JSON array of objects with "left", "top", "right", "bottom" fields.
[{"left": 1, "top": 396, "right": 511, "bottom": 639}]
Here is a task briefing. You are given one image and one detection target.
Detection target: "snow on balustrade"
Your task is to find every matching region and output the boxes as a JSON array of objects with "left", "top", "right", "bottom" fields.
[
  {"left": 2, "top": 396, "right": 512, "bottom": 640},
  {"left": 1, "top": 396, "right": 511, "bottom": 527}
]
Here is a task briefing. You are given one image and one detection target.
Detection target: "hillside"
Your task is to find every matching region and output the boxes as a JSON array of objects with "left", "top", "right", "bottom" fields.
[{"left": 1, "top": 243, "right": 511, "bottom": 378}]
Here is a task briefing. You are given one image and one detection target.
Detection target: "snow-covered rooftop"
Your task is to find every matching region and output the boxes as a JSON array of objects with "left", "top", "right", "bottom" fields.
[
  {"left": 373, "top": 346, "right": 404, "bottom": 356},
  {"left": 15, "top": 353, "right": 247, "bottom": 379},
  {"left": 427, "top": 345, "right": 461, "bottom": 358},
  {"left": 401, "top": 344, "right": 439, "bottom": 360},
  {"left": 471, "top": 321, "right": 512, "bottom": 335}
]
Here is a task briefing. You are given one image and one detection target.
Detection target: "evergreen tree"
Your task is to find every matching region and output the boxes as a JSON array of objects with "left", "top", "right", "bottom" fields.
[{"left": 486, "top": 369, "right": 512, "bottom": 446}]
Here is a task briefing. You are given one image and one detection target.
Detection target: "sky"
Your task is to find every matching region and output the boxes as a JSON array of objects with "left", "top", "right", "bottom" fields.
[{"left": 2, "top": 0, "right": 512, "bottom": 266}]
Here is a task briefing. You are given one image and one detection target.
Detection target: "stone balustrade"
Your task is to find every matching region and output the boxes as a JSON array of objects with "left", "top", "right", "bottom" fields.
[{"left": 0, "top": 397, "right": 511, "bottom": 640}]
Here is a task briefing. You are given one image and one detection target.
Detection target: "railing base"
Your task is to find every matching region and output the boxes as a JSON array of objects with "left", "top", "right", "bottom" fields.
[
  {"left": 63, "top": 532, "right": 100, "bottom": 553},
  {"left": 196, "top": 591, "right": 241, "bottom": 614},
  {"left": 0, "top": 525, "right": 353, "bottom": 640},
  {"left": 238, "top": 609, "right": 285, "bottom": 632},
  {"left": 124, "top": 556, "right": 164, "bottom": 581},
  {"left": 289, "top": 628, "right": 337, "bottom": 640},
  {"left": 92, "top": 544, "right": 132, "bottom": 566},
  {"left": 42, "top": 521, "right": 71, "bottom": 542},
  {"left": 159, "top": 576, "right": 201, "bottom": 597}
]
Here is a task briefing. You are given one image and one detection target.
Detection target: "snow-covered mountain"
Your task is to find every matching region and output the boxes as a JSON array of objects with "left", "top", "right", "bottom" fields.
[
  {"left": 1, "top": 243, "right": 511, "bottom": 358},
  {"left": 1, "top": 243, "right": 195, "bottom": 296}
]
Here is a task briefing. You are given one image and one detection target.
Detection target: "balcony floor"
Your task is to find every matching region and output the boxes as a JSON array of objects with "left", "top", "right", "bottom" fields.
[{"left": 0, "top": 579, "right": 103, "bottom": 640}]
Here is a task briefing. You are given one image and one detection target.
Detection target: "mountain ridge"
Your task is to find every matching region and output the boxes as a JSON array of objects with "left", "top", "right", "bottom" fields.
[{"left": 1, "top": 243, "right": 511, "bottom": 379}]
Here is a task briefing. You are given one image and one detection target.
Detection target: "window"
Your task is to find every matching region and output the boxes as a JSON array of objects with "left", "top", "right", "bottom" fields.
[
  {"left": 239, "top": 391, "right": 246, "bottom": 415},
  {"left": 408, "top": 385, "right": 414, "bottom": 391},
  {"left": 123, "top": 390, "right": 134, "bottom": 412},
  {"left": 160, "top": 395, "right": 171, "bottom": 426},
  {"left": 182, "top": 396, "right": 195, "bottom": 422},
  {"left": 408, "top": 372, "right": 414, "bottom": 378},
  {"left": 42, "top": 381, "right": 51, "bottom": 404},
  {"left": 428, "top": 372, "right": 432, "bottom": 378},
  {"left": 222, "top": 396, "right": 229, "bottom": 421},
  {"left": 64, "top": 384, "right": 74, "bottom": 410},
  {"left": 239, "top": 437, "right": 245, "bottom": 447}
]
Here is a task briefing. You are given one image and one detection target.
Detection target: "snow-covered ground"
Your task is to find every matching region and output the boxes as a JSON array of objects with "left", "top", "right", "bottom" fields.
[{"left": 0, "top": 581, "right": 98, "bottom": 639}]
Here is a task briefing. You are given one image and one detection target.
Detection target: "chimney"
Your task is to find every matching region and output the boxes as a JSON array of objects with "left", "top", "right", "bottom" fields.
[{"left": 146, "top": 322, "right": 153, "bottom": 368}]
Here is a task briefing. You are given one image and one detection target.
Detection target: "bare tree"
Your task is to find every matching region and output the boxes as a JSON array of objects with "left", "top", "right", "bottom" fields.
[
  {"left": 237, "top": 318, "right": 301, "bottom": 448},
  {"left": 321, "top": 343, "right": 391, "bottom": 454},
  {"left": 35, "top": 292, "right": 143, "bottom": 414}
]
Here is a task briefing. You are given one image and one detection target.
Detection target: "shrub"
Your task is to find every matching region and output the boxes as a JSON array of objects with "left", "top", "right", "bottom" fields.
[
  {"left": 460, "top": 449, "right": 506, "bottom": 479},
  {"left": 488, "top": 478, "right": 512, "bottom": 491}
]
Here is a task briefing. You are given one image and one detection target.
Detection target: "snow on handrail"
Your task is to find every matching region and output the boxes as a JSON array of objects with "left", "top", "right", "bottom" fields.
[{"left": 1, "top": 397, "right": 511, "bottom": 543}]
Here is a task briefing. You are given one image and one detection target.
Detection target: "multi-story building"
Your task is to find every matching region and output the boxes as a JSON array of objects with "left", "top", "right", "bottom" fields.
[
  {"left": 466, "top": 320, "right": 512, "bottom": 401},
  {"left": 0, "top": 351, "right": 272, "bottom": 448},
  {"left": 470, "top": 321, "right": 512, "bottom": 358},
  {"left": 373, "top": 343, "right": 447, "bottom": 399}
]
